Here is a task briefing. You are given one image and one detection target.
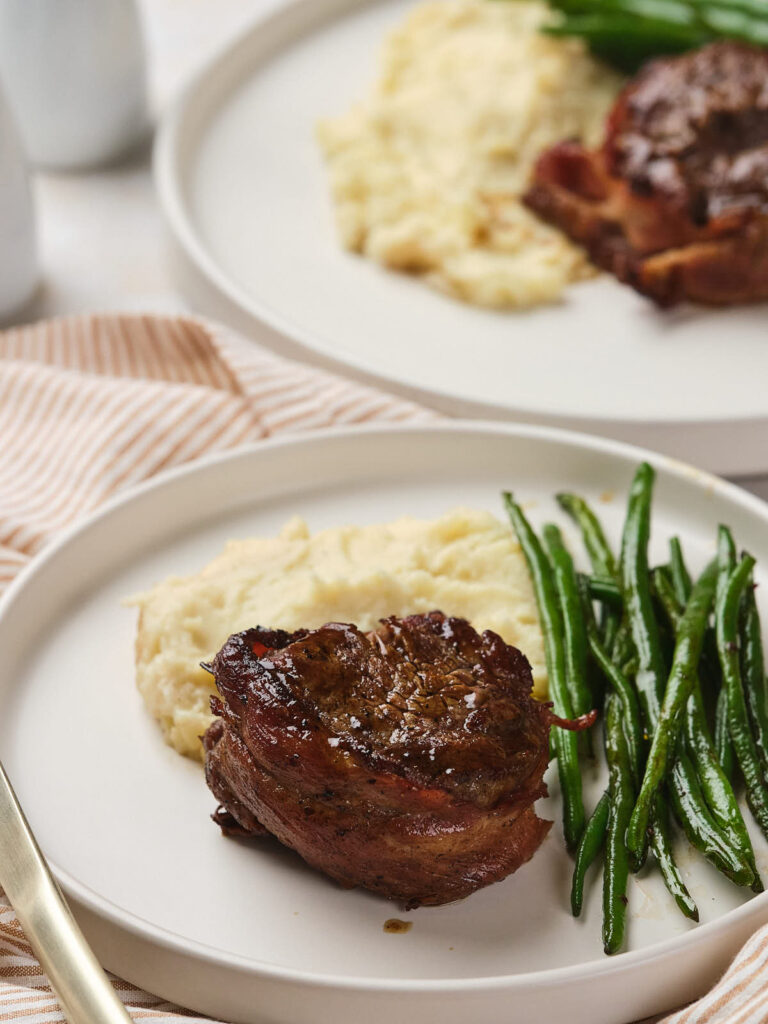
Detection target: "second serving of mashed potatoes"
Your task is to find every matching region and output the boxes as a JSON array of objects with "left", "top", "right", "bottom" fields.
[
  {"left": 130, "top": 508, "right": 545, "bottom": 759},
  {"left": 317, "top": 0, "right": 622, "bottom": 309}
]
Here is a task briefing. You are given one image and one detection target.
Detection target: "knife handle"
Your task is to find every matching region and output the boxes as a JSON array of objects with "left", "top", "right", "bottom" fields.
[{"left": 0, "top": 760, "right": 133, "bottom": 1023}]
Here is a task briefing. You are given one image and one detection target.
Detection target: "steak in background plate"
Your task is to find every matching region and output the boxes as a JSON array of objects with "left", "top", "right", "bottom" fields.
[
  {"left": 525, "top": 42, "right": 768, "bottom": 307},
  {"left": 203, "top": 612, "right": 592, "bottom": 907}
]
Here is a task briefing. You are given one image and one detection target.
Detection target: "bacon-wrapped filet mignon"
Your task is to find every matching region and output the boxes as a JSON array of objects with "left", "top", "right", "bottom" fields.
[
  {"left": 525, "top": 42, "right": 768, "bottom": 307},
  {"left": 203, "top": 612, "right": 590, "bottom": 907}
]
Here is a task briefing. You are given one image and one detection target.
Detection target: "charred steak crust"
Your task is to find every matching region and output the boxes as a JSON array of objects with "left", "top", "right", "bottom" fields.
[
  {"left": 202, "top": 612, "right": 560, "bottom": 907},
  {"left": 524, "top": 42, "right": 768, "bottom": 307}
]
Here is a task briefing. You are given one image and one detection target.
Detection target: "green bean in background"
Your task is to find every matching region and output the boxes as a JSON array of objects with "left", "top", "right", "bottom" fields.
[
  {"left": 571, "top": 790, "right": 610, "bottom": 917},
  {"left": 503, "top": 493, "right": 585, "bottom": 850}
]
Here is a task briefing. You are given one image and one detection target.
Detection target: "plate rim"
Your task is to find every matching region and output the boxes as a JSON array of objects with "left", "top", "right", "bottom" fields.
[
  {"left": 152, "top": 0, "right": 768, "bottom": 441},
  {"left": 3, "top": 417, "right": 768, "bottom": 994}
]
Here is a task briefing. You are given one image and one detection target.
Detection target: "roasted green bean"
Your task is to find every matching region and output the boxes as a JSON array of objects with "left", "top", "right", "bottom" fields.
[
  {"left": 557, "top": 492, "right": 621, "bottom": 650},
  {"left": 649, "top": 798, "right": 698, "bottom": 921},
  {"left": 669, "top": 537, "right": 693, "bottom": 605},
  {"left": 571, "top": 790, "right": 610, "bottom": 917},
  {"left": 740, "top": 577, "right": 768, "bottom": 778},
  {"left": 685, "top": 684, "right": 762, "bottom": 892},
  {"left": 716, "top": 553, "right": 768, "bottom": 841},
  {"left": 503, "top": 493, "right": 585, "bottom": 849},
  {"left": 581, "top": 577, "right": 642, "bottom": 781},
  {"left": 603, "top": 695, "right": 634, "bottom": 954},
  {"left": 620, "top": 463, "right": 665, "bottom": 733},
  {"left": 669, "top": 749, "right": 754, "bottom": 887},
  {"left": 628, "top": 559, "right": 718, "bottom": 862},
  {"left": 544, "top": 524, "right": 593, "bottom": 718}
]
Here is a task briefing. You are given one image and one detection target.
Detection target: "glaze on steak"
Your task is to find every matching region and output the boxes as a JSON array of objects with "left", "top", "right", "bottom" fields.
[
  {"left": 525, "top": 42, "right": 768, "bottom": 306},
  {"left": 203, "top": 612, "right": 591, "bottom": 907}
]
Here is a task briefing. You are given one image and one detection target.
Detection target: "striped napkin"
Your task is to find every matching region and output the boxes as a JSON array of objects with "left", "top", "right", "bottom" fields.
[{"left": 0, "top": 313, "right": 766, "bottom": 1024}]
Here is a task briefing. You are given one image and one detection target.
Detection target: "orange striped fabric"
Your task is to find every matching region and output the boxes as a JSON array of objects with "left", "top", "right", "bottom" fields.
[
  {"left": 0, "top": 313, "right": 766, "bottom": 1023},
  {"left": 0, "top": 313, "right": 435, "bottom": 589}
]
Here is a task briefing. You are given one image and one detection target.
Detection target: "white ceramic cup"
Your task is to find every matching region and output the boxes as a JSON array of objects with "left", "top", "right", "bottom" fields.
[
  {"left": 0, "top": 0, "right": 149, "bottom": 170},
  {"left": 0, "top": 79, "right": 38, "bottom": 321}
]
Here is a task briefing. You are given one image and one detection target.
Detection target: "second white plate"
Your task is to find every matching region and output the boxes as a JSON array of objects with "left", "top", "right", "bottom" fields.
[{"left": 155, "top": 0, "right": 768, "bottom": 474}]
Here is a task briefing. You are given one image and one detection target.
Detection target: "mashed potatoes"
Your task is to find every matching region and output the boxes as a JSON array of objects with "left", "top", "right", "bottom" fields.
[
  {"left": 130, "top": 508, "right": 545, "bottom": 759},
  {"left": 317, "top": 0, "right": 622, "bottom": 308}
]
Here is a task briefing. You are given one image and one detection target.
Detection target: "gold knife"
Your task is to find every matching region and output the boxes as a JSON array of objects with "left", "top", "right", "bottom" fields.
[{"left": 0, "top": 759, "right": 133, "bottom": 1023}]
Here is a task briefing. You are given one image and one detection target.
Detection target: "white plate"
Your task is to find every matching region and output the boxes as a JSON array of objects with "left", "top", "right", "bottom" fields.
[
  {"left": 154, "top": 0, "right": 768, "bottom": 476},
  {"left": 2, "top": 422, "right": 768, "bottom": 1024}
]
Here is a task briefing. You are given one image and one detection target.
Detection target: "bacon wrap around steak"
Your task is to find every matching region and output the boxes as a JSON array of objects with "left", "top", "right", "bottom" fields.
[
  {"left": 203, "top": 612, "right": 592, "bottom": 907},
  {"left": 525, "top": 42, "right": 768, "bottom": 307}
]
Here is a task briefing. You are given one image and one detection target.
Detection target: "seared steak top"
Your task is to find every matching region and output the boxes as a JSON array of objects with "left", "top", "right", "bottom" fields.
[
  {"left": 524, "top": 41, "right": 768, "bottom": 305},
  {"left": 211, "top": 611, "right": 552, "bottom": 809},
  {"left": 606, "top": 42, "right": 768, "bottom": 226}
]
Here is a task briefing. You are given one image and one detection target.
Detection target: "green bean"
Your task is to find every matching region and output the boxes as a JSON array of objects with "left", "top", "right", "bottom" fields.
[
  {"left": 588, "top": 576, "right": 622, "bottom": 609},
  {"left": 651, "top": 565, "right": 741, "bottom": 802},
  {"left": 716, "top": 553, "right": 768, "bottom": 841},
  {"left": 581, "top": 577, "right": 642, "bottom": 783},
  {"left": 715, "top": 686, "right": 735, "bottom": 778},
  {"left": 649, "top": 797, "right": 699, "bottom": 921},
  {"left": 652, "top": 566, "right": 684, "bottom": 631},
  {"left": 645, "top": 568, "right": 747, "bottom": 884},
  {"left": 556, "top": 494, "right": 618, "bottom": 582},
  {"left": 617, "top": 470, "right": 741, "bottom": 874},
  {"left": 629, "top": 583, "right": 701, "bottom": 912},
  {"left": 669, "top": 537, "right": 692, "bottom": 605},
  {"left": 685, "top": 0, "right": 768, "bottom": 19},
  {"left": 675, "top": 538, "right": 722, "bottom": 725},
  {"left": 714, "top": 526, "right": 738, "bottom": 775},
  {"left": 669, "top": 748, "right": 754, "bottom": 887},
  {"left": 620, "top": 463, "right": 666, "bottom": 735},
  {"left": 651, "top": 562, "right": 747, "bottom": 864},
  {"left": 717, "top": 526, "right": 737, "bottom": 605},
  {"left": 603, "top": 694, "right": 634, "bottom": 955},
  {"left": 545, "top": 15, "right": 707, "bottom": 72},
  {"left": 684, "top": 683, "right": 762, "bottom": 892},
  {"left": 571, "top": 790, "right": 610, "bottom": 917},
  {"left": 503, "top": 0, "right": 768, "bottom": 71},
  {"left": 503, "top": 493, "right": 585, "bottom": 849},
  {"left": 702, "top": 6, "right": 768, "bottom": 43},
  {"left": 740, "top": 578, "right": 768, "bottom": 777},
  {"left": 543, "top": 524, "right": 593, "bottom": 719},
  {"left": 611, "top": 621, "right": 634, "bottom": 673},
  {"left": 557, "top": 493, "right": 620, "bottom": 650},
  {"left": 628, "top": 559, "right": 718, "bottom": 863}
]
